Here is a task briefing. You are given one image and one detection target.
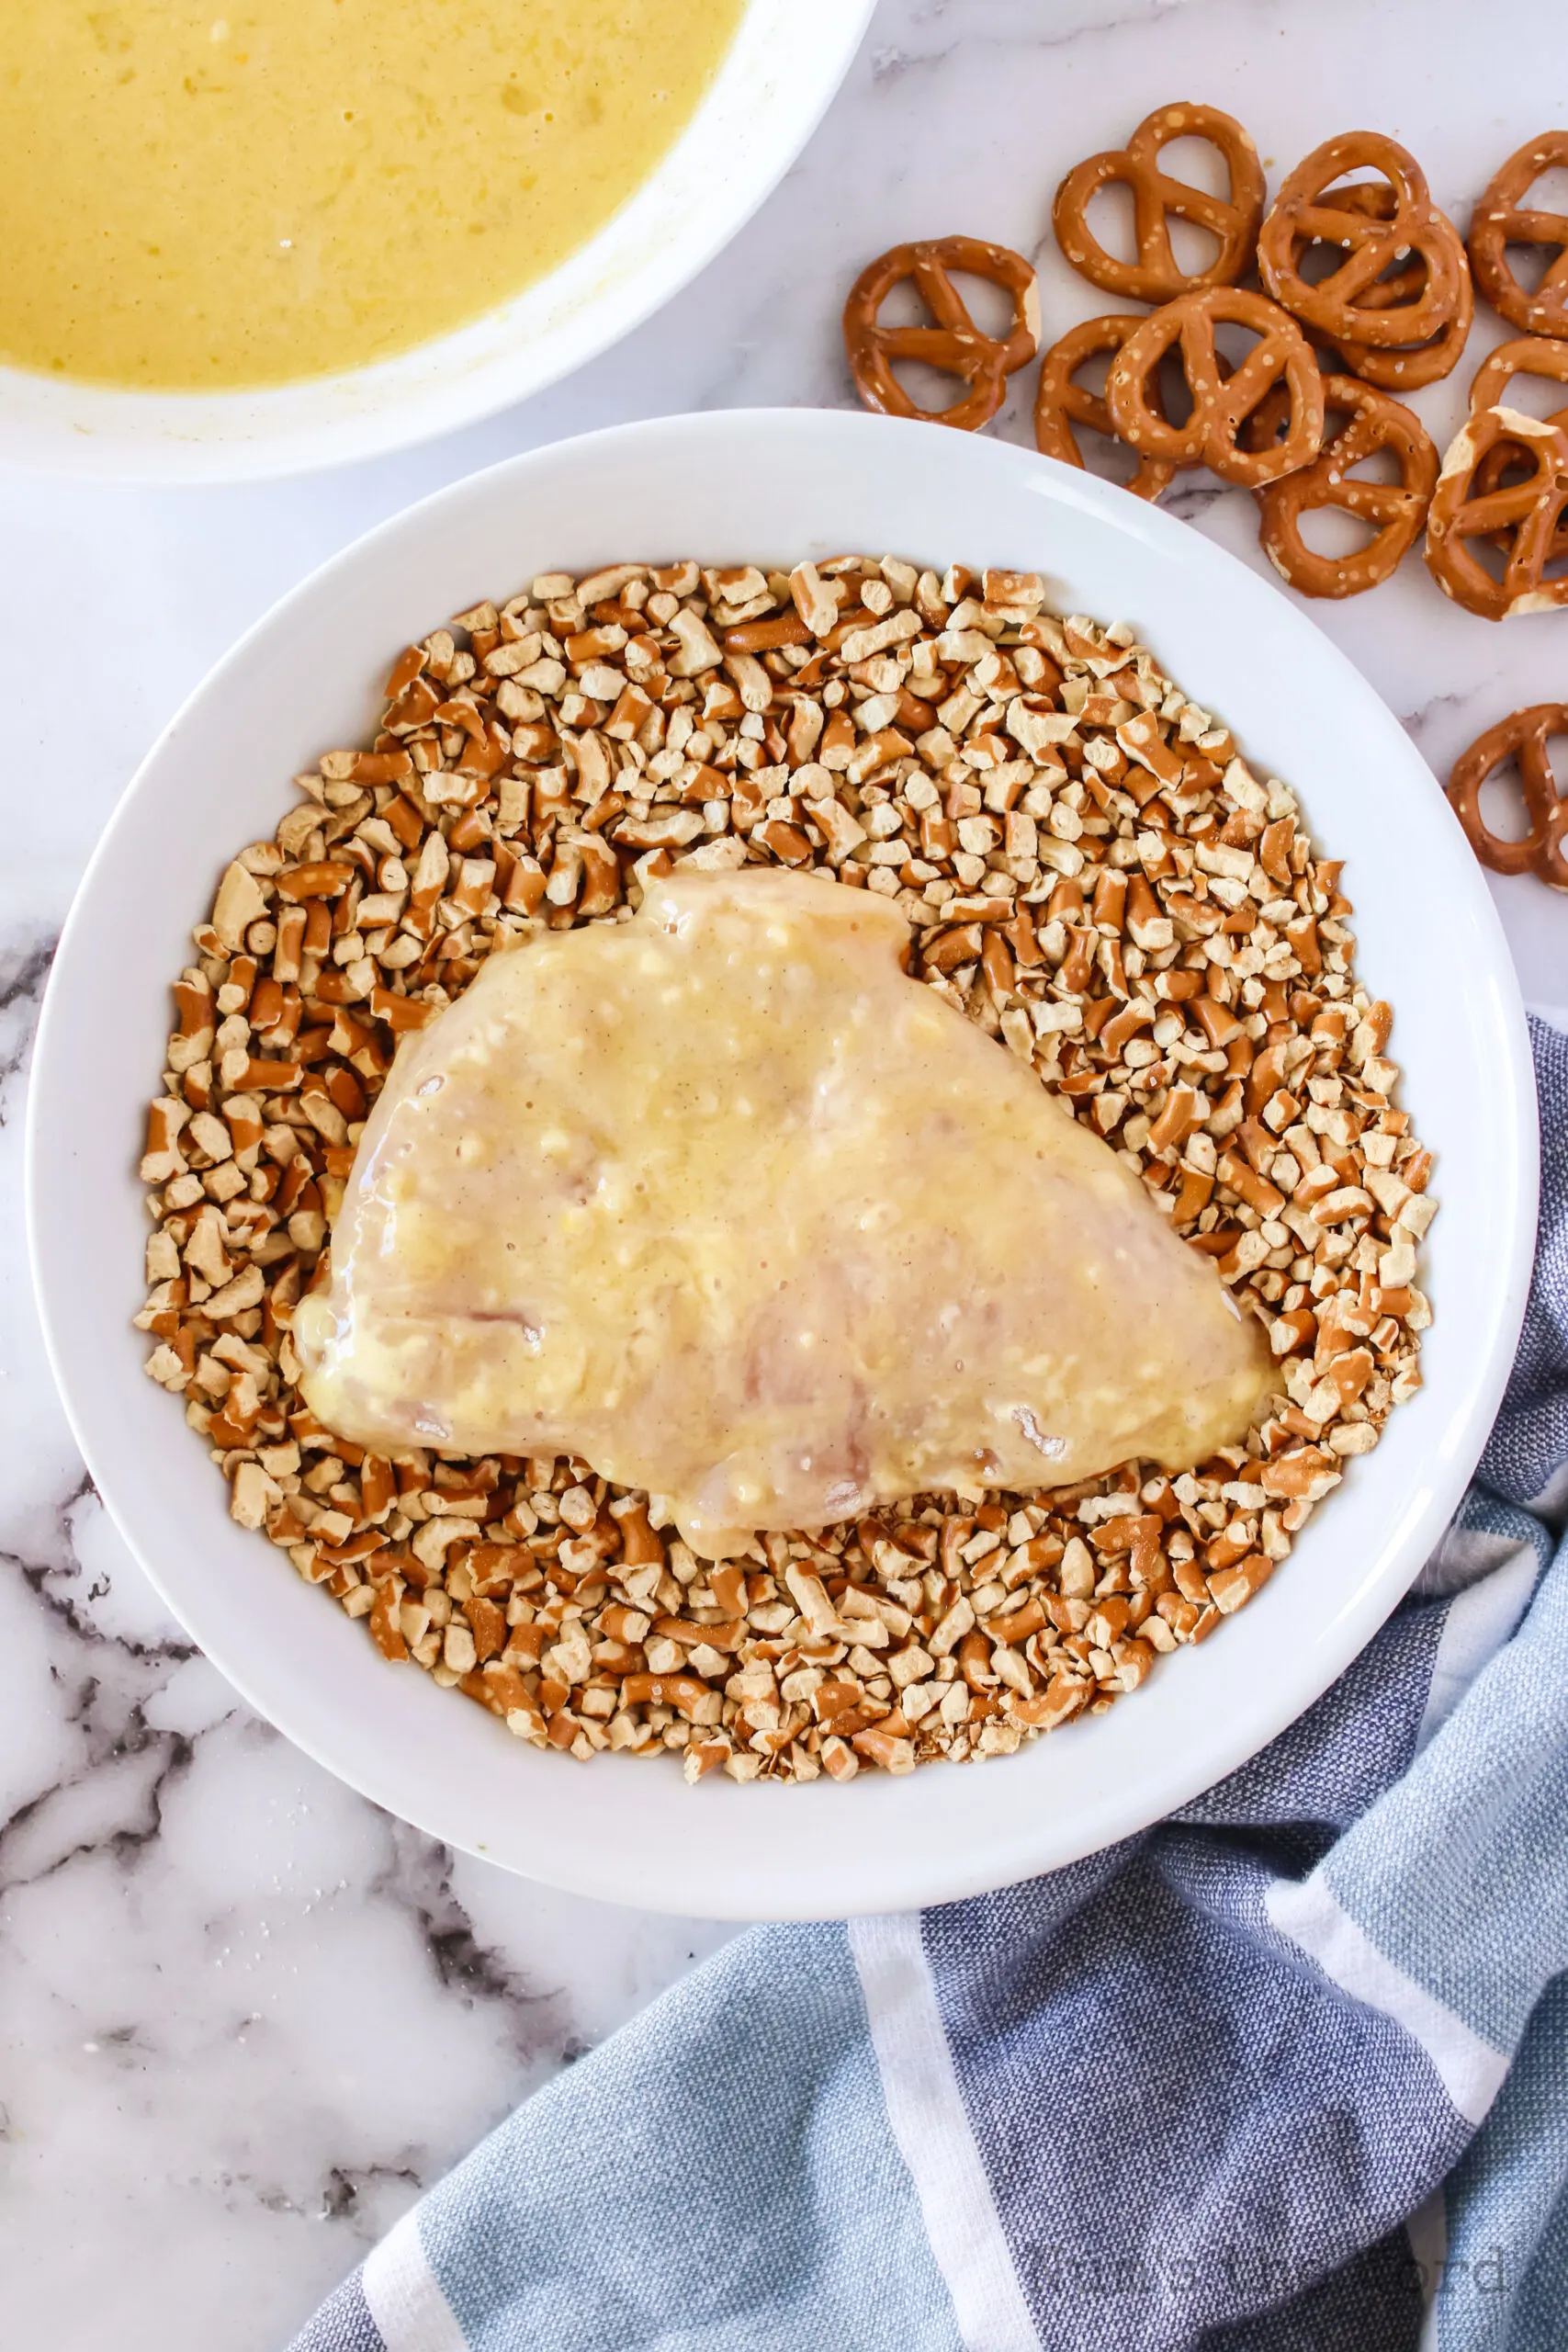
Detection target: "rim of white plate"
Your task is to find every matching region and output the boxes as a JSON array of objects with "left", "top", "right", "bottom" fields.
[{"left": 27, "top": 411, "right": 1540, "bottom": 1918}]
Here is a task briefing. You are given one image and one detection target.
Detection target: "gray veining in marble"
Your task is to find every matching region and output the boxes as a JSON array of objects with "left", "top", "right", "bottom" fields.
[{"left": 3, "top": 1, "right": 1566, "bottom": 2343}]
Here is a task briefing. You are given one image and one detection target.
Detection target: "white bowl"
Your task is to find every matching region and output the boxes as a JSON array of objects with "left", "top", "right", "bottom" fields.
[
  {"left": 28, "top": 411, "right": 1538, "bottom": 1919},
  {"left": 0, "top": 3, "right": 873, "bottom": 486}
]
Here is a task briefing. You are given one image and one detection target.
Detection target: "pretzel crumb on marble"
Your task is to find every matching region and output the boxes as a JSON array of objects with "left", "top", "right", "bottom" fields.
[{"left": 136, "top": 560, "right": 1434, "bottom": 1782}]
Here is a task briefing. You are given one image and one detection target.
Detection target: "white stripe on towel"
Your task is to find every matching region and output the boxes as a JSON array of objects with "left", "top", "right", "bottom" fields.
[
  {"left": 851, "top": 1913, "right": 1041, "bottom": 2352},
  {"left": 363, "top": 2209, "right": 468, "bottom": 2352},
  {"left": 1266, "top": 1875, "right": 1508, "bottom": 2127},
  {"left": 1417, "top": 1542, "right": 1538, "bottom": 1751}
]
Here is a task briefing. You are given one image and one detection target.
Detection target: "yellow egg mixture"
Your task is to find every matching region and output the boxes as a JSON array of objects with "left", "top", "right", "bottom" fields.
[{"left": 0, "top": 0, "right": 742, "bottom": 390}]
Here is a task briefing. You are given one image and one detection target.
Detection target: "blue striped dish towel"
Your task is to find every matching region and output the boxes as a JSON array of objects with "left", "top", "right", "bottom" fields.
[{"left": 293, "top": 1014, "right": 1567, "bottom": 2352}]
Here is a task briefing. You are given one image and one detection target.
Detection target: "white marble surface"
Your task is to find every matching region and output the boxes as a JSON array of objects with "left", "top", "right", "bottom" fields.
[{"left": 4, "top": 1, "right": 1567, "bottom": 2343}]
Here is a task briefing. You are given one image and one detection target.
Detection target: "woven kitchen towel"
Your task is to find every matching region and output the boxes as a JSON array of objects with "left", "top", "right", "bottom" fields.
[{"left": 291, "top": 1015, "right": 1566, "bottom": 2352}]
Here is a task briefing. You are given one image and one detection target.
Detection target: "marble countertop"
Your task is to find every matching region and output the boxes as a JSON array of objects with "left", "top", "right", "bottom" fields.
[{"left": 4, "top": 2, "right": 1566, "bottom": 2342}]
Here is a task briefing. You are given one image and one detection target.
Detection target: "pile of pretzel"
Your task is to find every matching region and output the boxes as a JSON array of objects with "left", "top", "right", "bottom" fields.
[{"left": 841, "top": 115, "right": 1568, "bottom": 619}]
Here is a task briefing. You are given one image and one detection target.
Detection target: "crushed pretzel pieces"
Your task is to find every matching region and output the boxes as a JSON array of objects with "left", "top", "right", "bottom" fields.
[{"left": 137, "top": 558, "right": 1434, "bottom": 1783}]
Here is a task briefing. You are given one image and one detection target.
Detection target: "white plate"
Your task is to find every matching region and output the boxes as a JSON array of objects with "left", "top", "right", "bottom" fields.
[
  {"left": 0, "top": 3, "right": 873, "bottom": 484},
  {"left": 27, "top": 411, "right": 1538, "bottom": 1919}
]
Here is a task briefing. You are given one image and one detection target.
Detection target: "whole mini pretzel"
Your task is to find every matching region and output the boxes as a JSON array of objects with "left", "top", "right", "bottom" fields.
[
  {"left": 1258, "top": 133, "right": 1464, "bottom": 350},
  {"left": 1033, "top": 314, "right": 1179, "bottom": 499},
  {"left": 1052, "top": 102, "right": 1265, "bottom": 302},
  {"left": 1105, "top": 288, "right": 1325, "bottom": 488},
  {"left": 1331, "top": 276, "right": 1472, "bottom": 390},
  {"left": 1447, "top": 706, "right": 1568, "bottom": 891},
  {"left": 1469, "top": 133, "right": 1568, "bottom": 335},
  {"left": 1253, "top": 374, "right": 1437, "bottom": 598},
  {"left": 843, "top": 237, "right": 1041, "bottom": 431},
  {"left": 1466, "top": 341, "right": 1568, "bottom": 561},
  {"left": 1293, "top": 184, "right": 1472, "bottom": 390},
  {"left": 1468, "top": 334, "right": 1568, "bottom": 421},
  {"left": 1424, "top": 405, "right": 1568, "bottom": 620},
  {"left": 1471, "top": 410, "right": 1568, "bottom": 565}
]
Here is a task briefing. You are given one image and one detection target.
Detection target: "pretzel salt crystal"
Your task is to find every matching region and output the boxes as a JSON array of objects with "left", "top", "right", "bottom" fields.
[
  {"left": 1052, "top": 102, "right": 1265, "bottom": 303},
  {"left": 1258, "top": 133, "right": 1464, "bottom": 350},
  {"left": 1424, "top": 405, "right": 1568, "bottom": 621},
  {"left": 1469, "top": 133, "right": 1568, "bottom": 336},
  {"left": 843, "top": 238, "right": 1041, "bottom": 432},
  {"left": 1033, "top": 314, "right": 1178, "bottom": 500},
  {"left": 1254, "top": 375, "right": 1437, "bottom": 599},
  {"left": 1105, "top": 288, "right": 1324, "bottom": 489},
  {"left": 1447, "top": 706, "right": 1568, "bottom": 891}
]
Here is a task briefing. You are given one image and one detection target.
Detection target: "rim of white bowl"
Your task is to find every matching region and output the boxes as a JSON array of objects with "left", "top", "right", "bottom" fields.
[
  {"left": 0, "top": 0, "right": 874, "bottom": 487},
  {"left": 27, "top": 412, "right": 1540, "bottom": 1917}
]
